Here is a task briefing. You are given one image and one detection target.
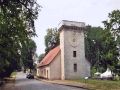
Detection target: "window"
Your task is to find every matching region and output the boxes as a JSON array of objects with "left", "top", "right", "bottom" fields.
[
  {"left": 74, "top": 63, "right": 77, "bottom": 72},
  {"left": 47, "top": 70, "right": 48, "bottom": 78},
  {"left": 44, "top": 69, "right": 46, "bottom": 75},
  {"left": 73, "top": 51, "right": 76, "bottom": 57}
]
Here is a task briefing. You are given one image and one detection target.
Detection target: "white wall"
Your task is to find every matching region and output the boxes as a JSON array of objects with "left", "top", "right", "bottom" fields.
[
  {"left": 49, "top": 52, "right": 61, "bottom": 80},
  {"left": 60, "top": 25, "right": 91, "bottom": 79},
  {"left": 38, "top": 52, "right": 61, "bottom": 80}
]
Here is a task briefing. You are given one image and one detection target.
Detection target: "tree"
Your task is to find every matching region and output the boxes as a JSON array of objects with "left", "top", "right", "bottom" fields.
[
  {"left": 100, "top": 30, "right": 119, "bottom": 73},
  {"left": 21, "top": 39, "right": 37, "bottom": 72},
  {"left": 103, "top": 10, "right": 120, "bottom": 75},
  {"left": 85, "top": 26, "right": 119, "bottom": 74},
  {"left": 85, "top": 26, "right": 104, "bottom": 73},
  {"left": 0, "top": 0, "right": 40, "bottom": 78},
  {"left": 85, "top": 26, "right": 103, "bottom": 66},
  {"left": 38, "top": 53, "right": 45, "bottom": 62},
  {"left": 44, "top": 28, "right": 59, "bottom": 54},
  {"left": 103, "top": 10, "right": 120, "bottom": 38}
]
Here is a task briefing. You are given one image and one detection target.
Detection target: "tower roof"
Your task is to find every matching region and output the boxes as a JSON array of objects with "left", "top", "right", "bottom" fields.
[{"left": 58, "top": 20, "right": 85, "bottom": 31}]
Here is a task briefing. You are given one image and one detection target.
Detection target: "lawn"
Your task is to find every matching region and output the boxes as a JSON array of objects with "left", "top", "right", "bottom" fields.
[
  {"left": 4, "top": 72, "right": 17, "bottom": 83},
  {"left": 73, "top": 79, "right": 120, "bottom": 90},
  {"left": 10, "top": 72, "right": 17, "bottom": 78}
]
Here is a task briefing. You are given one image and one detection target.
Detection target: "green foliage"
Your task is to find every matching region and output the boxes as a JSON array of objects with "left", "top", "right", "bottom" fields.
[
  {"left": 38, "top": 53, "right": 45, "bottom": 62},
  {"left": 44, "top": 28, "right": 60, "bottom": 54},
  {"left": 21, "top": 39, "right": 37, "bottom": 70},
  {"left": 85, "top": 26, "right": 103, "bottom": 68},
  {"left": 85, "top": 26, "right": 119, "bottom": 73},
  {"left": 100, "top": 30, "right": 119, "bottom": 71},
  {"left": 103, "top": 10, "right": 120, "bottom": 74},
  {"left": 0, "top": 0, "right": 40, "bottom": 78},
  {"left": 85, "top": 10, "right": 120, "bottom": 74},
  {"left": 103, "top": 10, "right": 120, "bottom": 37}
]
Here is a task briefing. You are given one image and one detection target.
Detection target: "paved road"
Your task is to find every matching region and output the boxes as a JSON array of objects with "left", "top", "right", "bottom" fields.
[{"left": 14, "top": 72, "right": 86, "bottom": 90}]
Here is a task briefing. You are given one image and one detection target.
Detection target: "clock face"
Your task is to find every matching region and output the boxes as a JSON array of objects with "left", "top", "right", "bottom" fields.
[{"left": 69, "top": 30, "right": 79, "bottom": 47}]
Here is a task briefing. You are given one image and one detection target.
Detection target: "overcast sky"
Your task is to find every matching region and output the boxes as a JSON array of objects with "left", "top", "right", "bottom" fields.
[{"left": 33, "top": 0, "right": 120, "bottom": 55}]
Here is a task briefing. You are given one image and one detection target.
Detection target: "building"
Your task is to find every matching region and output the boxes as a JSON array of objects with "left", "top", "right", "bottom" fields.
[{"left": 37, "top": 20, "right": 91, "bottom": 80}]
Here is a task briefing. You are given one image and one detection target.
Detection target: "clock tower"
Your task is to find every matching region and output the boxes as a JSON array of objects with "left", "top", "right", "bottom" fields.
[{"left": 58, "top": 20, "right": 90, "bottom": 80}]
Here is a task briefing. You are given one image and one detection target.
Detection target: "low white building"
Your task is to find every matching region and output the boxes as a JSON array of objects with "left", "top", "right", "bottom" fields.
[{"left": 37, "top": 20, "right": 91, "bottom": 80}]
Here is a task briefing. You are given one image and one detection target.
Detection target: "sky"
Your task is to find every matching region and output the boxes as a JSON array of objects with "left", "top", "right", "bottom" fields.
[{"left": 33, "top": 0, "right": 120, "bottom": 56}]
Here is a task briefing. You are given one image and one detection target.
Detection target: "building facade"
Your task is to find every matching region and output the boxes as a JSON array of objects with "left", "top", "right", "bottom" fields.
[{"left": 37, "top": 20, "right": 91, "bottom": 80}]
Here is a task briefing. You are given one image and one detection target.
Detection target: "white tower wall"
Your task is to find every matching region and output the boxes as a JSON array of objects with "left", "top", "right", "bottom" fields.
[{"left": 59, "top": 20, "right": 90, "bottom": 80}]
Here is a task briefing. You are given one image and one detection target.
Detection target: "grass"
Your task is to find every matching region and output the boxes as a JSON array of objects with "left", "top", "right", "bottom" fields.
[
  {"left": 72, "top": 79, "right": 120, "bottom": 90},
  {"left": 10, "top": 72, "right": 17, "bottom": 78},
  {"left": 4, "top": 72, "right": 17, "bottom": 83}
]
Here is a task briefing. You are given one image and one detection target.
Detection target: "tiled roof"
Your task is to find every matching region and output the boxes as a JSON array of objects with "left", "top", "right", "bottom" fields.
[{"left": 38, "top": 46, "right": 60, "bottom": 67}]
